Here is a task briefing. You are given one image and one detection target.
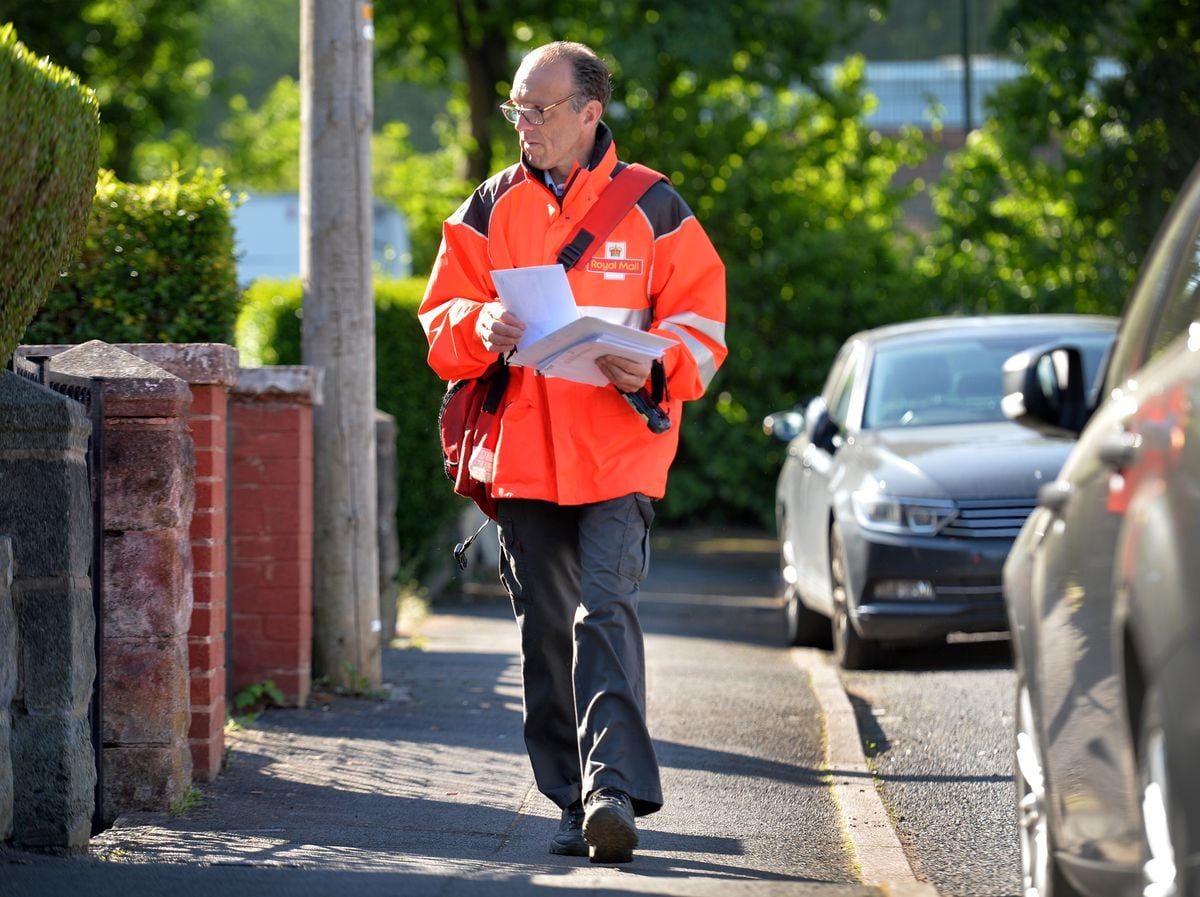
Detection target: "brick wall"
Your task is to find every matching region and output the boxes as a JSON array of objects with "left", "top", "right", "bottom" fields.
[
  {"left": 185, "top": 381, "right": 230, "bottom": 781},
  {"left": 230, "top": 367, "right": 319, "bottom": 707}
]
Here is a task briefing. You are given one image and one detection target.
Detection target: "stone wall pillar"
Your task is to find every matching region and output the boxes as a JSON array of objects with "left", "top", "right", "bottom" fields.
[
  {"left": 47, "top": 343, "right": 195, "bottom": 820},
  {"left": 230, "top": 367, "right": 318, "bottom": 707},
  {"left": 0, "top": 371, "right": 95, "bottom": 851},
  {"left": 19, "top": 343, "right": 237, "bottom": 783},
  {"left": 0, "top": 535, "right": 16, "bottom": 842}
]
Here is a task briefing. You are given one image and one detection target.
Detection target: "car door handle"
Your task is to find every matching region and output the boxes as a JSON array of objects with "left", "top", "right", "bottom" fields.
[
  {"left": 1098, "top": 431, "right": 1142, "bottom": 469},
  {"left": 1037, "top": 480, "right": 1073, "bottom": 513}
]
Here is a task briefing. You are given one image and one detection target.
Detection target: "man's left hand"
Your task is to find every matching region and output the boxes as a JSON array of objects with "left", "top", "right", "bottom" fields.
[{"left": 595, "top": 355, "right": 652, "bottom": 393}]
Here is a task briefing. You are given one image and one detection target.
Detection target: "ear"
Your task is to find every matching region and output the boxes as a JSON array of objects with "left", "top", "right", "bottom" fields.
[{"left": 582, "top": 99, "right": 604, "bottom": 127}]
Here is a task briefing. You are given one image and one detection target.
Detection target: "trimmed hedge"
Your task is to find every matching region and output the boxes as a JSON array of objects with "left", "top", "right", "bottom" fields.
[
  {"left": 0, "top": 24, "right": 100, "bottom": 368},
  {"left": 26, "top": 168, "right": 241, "bottom": 346},
  {"left": 237, "top": 278, "right": 458, "bottom": 573}
]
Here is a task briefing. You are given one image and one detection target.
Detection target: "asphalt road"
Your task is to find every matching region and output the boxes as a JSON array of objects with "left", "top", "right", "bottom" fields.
[{"left": 841, "top": 639, "right": 1020, "bottom": 897}]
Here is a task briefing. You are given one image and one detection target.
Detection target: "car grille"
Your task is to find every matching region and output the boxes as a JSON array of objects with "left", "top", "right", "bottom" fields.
[
  {"left": 934, "top": 583, "right": 1003, "bottom": 601},
  {"left": 941, "top": 498, "right": 1039, "bottom": 539}
]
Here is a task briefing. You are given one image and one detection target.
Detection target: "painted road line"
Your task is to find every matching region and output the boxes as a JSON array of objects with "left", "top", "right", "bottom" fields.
[{"left": 797, "top": 650, "right": 939, "bottom": 897}]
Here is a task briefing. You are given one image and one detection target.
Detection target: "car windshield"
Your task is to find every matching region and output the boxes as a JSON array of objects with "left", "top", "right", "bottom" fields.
[{"left": 862, "top": 331, "right": 1113, "bottom": 429}]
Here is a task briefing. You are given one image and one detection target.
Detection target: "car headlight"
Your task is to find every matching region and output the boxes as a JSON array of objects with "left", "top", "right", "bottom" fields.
[{"left": 851, "top": 492, "right": 958, "bottom": 535}]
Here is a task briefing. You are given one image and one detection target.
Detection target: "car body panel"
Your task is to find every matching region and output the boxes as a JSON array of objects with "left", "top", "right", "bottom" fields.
[{"left": 1003, "top": 159, "right": 1200, "bottom": 897}]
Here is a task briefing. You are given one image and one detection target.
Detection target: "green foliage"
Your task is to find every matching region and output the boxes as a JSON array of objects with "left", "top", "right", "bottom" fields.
[
  {"left": 237, "top": 277, "right": 459, "bottom": 571},
  {"left": 373, "top": 122, "right": 470, "bottom": 276},
  {"left": 638, "top": 58, "right": 928, "bottom": 526},
  {"left": 27, "top": 168, "right": 241, "bottom": 345},
  {"left": 0, "top": 23, "right": 100, "bottom": 368},
  {"left": 232, "top": 679, "right": 285, "bottom": 719},
  {"left": 1, "top": 0, "right": 211, "bottom": 180},
  {"left": 216, "top": 76, "right": 303, "bottom": 193},
  {"left": 168, "top": 785, "right": 203, "bottom": 817},
  {"left": 313, "top": 664, "right": 392, "bottom": 701},
  {"left": 919, "top": 0, "right": 1200, "bottom": 317}
]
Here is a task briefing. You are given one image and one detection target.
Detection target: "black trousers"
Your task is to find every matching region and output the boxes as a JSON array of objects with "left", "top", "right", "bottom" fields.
[{"left": 496, "top": 494, "right": 663, "bottom": 817}]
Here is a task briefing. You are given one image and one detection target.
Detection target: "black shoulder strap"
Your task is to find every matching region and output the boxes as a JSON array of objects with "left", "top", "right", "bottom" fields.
[{"left": 556, "top": 163, "right": 668, "bottom": 271}]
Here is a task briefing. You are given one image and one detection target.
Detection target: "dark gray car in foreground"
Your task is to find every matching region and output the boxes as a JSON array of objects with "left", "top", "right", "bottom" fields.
[
  {"left": 1003, "top": 161, "right": 1200, "bottom": 897},
  {"left": 764, "top": 315, "right": 1116, "bottom": 669}
]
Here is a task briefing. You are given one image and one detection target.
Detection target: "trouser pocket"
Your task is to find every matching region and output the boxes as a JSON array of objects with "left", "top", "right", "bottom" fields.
[{"left": 616, "top": 493, "right": 655, "bottom": 583}]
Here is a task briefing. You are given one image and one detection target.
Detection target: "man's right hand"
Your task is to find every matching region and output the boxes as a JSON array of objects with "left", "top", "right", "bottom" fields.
[{"left": 476, "top": 303, "right": 526, "bottom": 354}]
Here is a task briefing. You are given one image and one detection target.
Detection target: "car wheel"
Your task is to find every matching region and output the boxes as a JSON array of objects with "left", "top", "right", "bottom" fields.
[
  {"left": 830, "top": 524, "right": 879, "bottom": 670},
  {"left": 784, "top": 583, "right": 832, "bottom": 648},
  {"left": 1015, "top": 681, "right": 1082, "bottom": 897},
  {"left": 1138, "top": 688, "right": 1179, "bottom": 897}
]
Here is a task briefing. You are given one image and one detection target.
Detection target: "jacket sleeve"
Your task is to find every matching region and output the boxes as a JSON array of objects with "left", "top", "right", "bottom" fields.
[
  {"left": 418, "top": 195, "right": 502, "bottom": 382},
  {"left": 647, "top": 207, "right": 728, "bottom": 402}
]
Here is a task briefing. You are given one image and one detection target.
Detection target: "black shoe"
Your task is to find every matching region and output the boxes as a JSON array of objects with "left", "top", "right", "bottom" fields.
[
  {"left": 583, "top": 788, "right": 637, "bottom": 864},
  {"left": 548, "top": 800, "right": 587, "bottom": 856}
]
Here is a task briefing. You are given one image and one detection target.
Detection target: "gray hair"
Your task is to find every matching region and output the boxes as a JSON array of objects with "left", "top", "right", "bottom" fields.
[{"left": 526, "top": 41, "right": 612, "bottom": 111}]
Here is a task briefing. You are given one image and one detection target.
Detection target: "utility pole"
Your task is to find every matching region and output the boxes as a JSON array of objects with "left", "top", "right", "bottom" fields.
[
  {"left": 961, "top": 0, "right": 974, "bottom": 136},
  {"left": 300, "top": 0, "right": 381, "bottom": 689}
]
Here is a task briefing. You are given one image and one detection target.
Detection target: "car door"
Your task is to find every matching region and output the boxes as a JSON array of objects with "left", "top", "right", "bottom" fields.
[
  {"left": 793, "top": 342, "right": 865, "bottom": 611},
  {"left": 1036, "top": 168, "right": 1200, "bottom": 864}
]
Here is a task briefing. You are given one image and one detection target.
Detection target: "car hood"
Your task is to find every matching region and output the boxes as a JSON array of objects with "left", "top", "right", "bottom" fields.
[{"left": 850, "top": 422, "right": 1072, "bottom": 500}]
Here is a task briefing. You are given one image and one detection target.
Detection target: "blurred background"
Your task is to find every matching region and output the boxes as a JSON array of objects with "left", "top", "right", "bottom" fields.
[{"left": 4, "top": 0, "right": 1197, "bottom": 575}]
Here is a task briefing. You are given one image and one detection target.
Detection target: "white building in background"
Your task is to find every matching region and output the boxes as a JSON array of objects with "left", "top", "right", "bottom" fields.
[
  {"left": 231, "top": 193, "right": 412, "bottom": 284},
  {"left": 820, "top": 56, "right": 1124, "bottom": 131}
]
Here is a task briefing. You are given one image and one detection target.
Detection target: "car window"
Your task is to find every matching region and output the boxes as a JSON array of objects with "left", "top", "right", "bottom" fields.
[
  {"left": 862, "top": 331, "right": 1114, "bottom": 429},
  {"left": 820, "top": 344, "right": 852, "bottom": 406},
  {"left": 829, "top": 349, "right": 860, "bottom": 426},
  {"left": 1144, "top": 234, "right": 1200, "bottom": 365},
  {"left": 1105, "top": 181, "right": 1200, "bottom": 386}
]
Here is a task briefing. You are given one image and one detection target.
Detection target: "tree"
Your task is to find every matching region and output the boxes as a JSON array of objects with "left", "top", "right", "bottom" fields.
[
  {"left": 373, "top": 0, "right": 509, "bottom": 183},
  {"left": 918, "top": 0, "right": 1200, "bottom": 316},
  {"left": 0, "top": 0, "right": 211, "bottom": 180},
  {"left": 374, "top": 0, "right": 869, "bottom": 184}
]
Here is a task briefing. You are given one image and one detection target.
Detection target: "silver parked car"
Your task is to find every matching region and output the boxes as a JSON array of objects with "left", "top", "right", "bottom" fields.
[
  {"left": 764, "top": 315, "right": 1116, "bottom": 669},
  {"left": 1003, "top": 160, "right": 1200, "bottom": 897}
]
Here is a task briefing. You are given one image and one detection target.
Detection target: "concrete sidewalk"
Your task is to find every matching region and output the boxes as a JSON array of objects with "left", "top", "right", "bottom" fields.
[{"left": 2, "top": 528, "right": 885, "bottom": 896}]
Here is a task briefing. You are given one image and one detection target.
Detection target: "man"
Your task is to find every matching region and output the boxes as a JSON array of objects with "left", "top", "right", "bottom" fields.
[{"left": 419, "top": 41, "right": 726, "bottom": 863}]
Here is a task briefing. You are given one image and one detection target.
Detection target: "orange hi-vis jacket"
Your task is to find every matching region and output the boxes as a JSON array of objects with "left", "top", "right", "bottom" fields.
[{"left": 419, "top": 125, "right": 727, "bottom": 506}]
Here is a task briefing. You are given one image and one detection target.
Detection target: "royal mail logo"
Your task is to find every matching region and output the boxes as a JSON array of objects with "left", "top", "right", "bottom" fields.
[{"left": 587, "top": 242, "right": 643, "bottom": 279}]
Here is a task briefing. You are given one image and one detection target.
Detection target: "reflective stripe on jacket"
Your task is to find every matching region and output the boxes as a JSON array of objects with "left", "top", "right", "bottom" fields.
[{"left": 419, "top": 124, "right": 727, "bottom": 505}]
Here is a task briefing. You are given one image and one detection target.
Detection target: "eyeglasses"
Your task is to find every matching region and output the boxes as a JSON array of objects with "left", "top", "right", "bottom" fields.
[{"left": 499, "top": 93, "right": 577, "bottom": 126}]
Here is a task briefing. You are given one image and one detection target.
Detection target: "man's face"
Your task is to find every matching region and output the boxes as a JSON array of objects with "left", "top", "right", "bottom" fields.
[{"left": 509, "top": 57, "right": 595, "bottom": 181}]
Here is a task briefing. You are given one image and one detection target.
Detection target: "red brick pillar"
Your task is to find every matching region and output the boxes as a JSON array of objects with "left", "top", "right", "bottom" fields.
[
  {"left": 230, "top": 367, "right": 319, "bottom": 707},
  {"left": 109, "top": 346, "right": 238, "bottom": 783}
]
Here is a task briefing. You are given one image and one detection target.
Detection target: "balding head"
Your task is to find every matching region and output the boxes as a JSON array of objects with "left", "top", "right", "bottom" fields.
[{"left": 519, "top": 41, "right": 612, "bottom": 114}]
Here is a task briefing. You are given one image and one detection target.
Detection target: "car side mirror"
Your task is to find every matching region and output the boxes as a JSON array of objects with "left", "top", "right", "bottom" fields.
[
  {"left": 1001, "top": 344, "right": 1089, "bottom": 437},
  {"left": 763, "top": 408, "right": 805, "bottom": 443},
  {"left": 804, "top": 396, "right": 840, "bottom": 453}
]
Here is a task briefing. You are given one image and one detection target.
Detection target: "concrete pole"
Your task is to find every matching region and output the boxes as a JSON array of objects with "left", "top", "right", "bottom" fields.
[
  {"left": 961, "top": 0, "right": 974, "bottom": 136},
  {"left": 300, "top": 0, "right": 381, "bottom": 689}
]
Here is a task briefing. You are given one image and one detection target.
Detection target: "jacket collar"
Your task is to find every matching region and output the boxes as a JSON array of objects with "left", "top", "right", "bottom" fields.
[{"left": 521, "top": 121, "right": 619, "bottom": 197}]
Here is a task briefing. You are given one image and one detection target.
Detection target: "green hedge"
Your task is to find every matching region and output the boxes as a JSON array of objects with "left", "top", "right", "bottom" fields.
[
  {"left": 237, "top": 278, "right": 459, "bottom": 574},
  {"left": 0, "top": 23, "right": 100, "bottom": 368},
  {"left": 26, "top": 168, "right": 241, "bottom": 346}
]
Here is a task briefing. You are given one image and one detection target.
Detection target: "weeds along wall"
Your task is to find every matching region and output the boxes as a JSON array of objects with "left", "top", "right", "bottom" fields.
[
  {"left": 236, "top": 278, "right": 457, "bottom": 577},
  {"left": 0, "top": 24, "right": 100, "bottom": 368},
  {"left": 26, "top": 168, "right": 241, "bottom": 346}
]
